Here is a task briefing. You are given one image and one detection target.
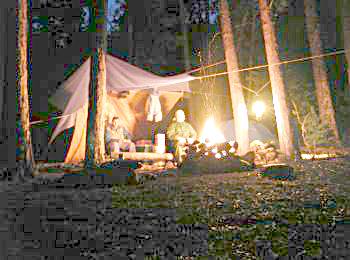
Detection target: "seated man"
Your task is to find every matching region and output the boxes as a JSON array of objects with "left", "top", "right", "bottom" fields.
[
  {"left": 105, "top": 116, "right": 136, "bottom": 155},
  {"left": 166, "top": 109, "right": 197, "bottom": 163}
]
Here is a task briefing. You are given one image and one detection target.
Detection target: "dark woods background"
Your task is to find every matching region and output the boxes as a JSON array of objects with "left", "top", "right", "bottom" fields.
[{"left": 0, "top": 0, "right": 349, "bottom": 164}]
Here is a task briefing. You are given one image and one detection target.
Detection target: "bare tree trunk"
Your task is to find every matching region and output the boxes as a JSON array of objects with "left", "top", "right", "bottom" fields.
[
  {"left": 236, "top": 12, "right": 250, "bottom": 54},
  {"left": 85, "top": 0, "right": 107, "bottom": 166},
  {"left": 16, "top": 0, "right": 35, "bottom": 172},
  {"left": 247, "top": 14, "right": 257, "bottom": 101},
  {"left": 219, "top": 0, "right": 250, "bottom": 155},
  {"left": 258, "top": 0, "right": 295, "bottom": 159},
  {"left": 343, "top": 0, "right": 350, "bottom": 93},
  {"left": 179, "top": 0, "right": 191, "bottom": 71},
  {"left": 304, "top": 0, "right": 341, "bottom": 144},
  {"left": 0, "top": 9, "right": 5, "bottom": 124},
  {"left": 128, "top": 14, "right": 134, "bottom": 63}
]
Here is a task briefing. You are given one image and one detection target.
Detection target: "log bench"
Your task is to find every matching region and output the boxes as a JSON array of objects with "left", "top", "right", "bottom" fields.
[{"left": 109, "top": 152, "right": 174, "bottom": 162}]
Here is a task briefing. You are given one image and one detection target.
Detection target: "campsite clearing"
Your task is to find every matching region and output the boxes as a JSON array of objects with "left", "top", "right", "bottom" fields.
[
  {"left": 111, "top": 156, "right": 350, "bottom": 258},
  {"left": 1, "top": 157, "right": 350, "bottom": 259}
]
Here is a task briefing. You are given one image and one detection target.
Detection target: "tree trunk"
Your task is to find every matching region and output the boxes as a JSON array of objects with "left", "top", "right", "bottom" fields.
[
  {"left": 247, "top": 14, "right": 257, "bottom": 101},
  {"left": 85, "top": 0, "right": 107, "bottom": 167},
  {"left": 128, "top": 14, "right": 134, "bottom": 64},
  {"left": 304, "top": 0, "right": 341, "bottom": 144},
  {"left": 179, "top": 0, "right": 191, "bottom": 71},
  {"left": 219, "top": 0, "right": 250, "bottom": 155},
  {"left": 258, "top": 0, "right": 295, "bottom": 159},
  {"left": 0, "top": 8, "right": 6, "bottom": 125},
  {"left": 16, "top": 0, "right": 35, "bottom": 172},
  {"left": 343, "top": 0, "right": 350, "bottom": 94}
]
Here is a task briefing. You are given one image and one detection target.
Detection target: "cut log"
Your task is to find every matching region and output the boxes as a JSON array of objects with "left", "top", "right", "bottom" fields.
[{"left": 111, "top": 152, "right": 174, "bottom": 161}]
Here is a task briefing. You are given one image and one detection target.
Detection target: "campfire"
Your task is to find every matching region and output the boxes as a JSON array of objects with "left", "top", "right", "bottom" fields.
[
  {"left": 199, "top": 117, "right": 226, "bottom": 147},
  {"left": 181, "top": 139, "right": 254, "bottom": 174},
  {"left": 180, "top": 117, "right": 283, "bottom": 173},
  {"left": 178, "top": 117, "right": 256, "bottom": 173},
  {"left": 182, "top": 117, "right": 256, "bottom": 164}
]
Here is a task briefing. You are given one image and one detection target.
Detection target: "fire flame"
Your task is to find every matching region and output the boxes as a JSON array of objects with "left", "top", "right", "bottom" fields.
[{"left": 200, "top": 117, "right": 226, "bottom": 146}]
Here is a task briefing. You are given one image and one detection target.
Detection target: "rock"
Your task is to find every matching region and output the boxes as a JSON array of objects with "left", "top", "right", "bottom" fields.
[
  {"left": 259, "top": 164, "right": 295, "bottom": 180},
  {"left": 180, "top": 156, "right": 254, "bottom": 174}
]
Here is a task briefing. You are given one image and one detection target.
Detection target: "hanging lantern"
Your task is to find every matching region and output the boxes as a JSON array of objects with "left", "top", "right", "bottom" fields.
[{"left": 252, "top": 100, "right": 266, "bottom": 120}]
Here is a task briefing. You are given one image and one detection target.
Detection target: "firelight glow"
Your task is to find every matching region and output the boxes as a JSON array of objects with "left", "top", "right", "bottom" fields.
[
  {"left": 215, "top": 153, "right": 222, "bottom": 159},
  {"left": 252, "top": 100, "right": 266, "bottom": 120},
  {"left": 301, "top": 153, "right": 337, "bottom": 160},
  {"left": 200, "top": 117, "right": 226, "bottom": 146}
]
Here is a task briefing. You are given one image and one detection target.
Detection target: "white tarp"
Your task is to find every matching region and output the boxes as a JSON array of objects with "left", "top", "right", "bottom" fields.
[{"left": 49, "top": 53, "right": 197, "bottom": 144}]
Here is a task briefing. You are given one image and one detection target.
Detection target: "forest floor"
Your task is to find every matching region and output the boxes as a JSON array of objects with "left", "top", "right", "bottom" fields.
[{"left": 1, "top": 156, "right": 350, "bottom": 259}]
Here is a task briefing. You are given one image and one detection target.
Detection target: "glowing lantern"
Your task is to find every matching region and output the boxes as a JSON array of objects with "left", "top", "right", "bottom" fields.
[
  {"left": 215, "top": 153, "right": 222, "bottom": 159},
  {"left": 200, "top": 117, "right": 226, "bottom": 146},
  {"left": 252, "top": 100, "right": 266, "bottom": 120},
  {"left": 155, "top": 134, "right": 165, "bottom": 154}
]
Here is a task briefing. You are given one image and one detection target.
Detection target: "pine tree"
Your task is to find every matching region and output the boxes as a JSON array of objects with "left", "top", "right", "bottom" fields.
[
  {"left": 16, "top": 0, "right": 35, "bottom": 175},
  {"left": 258, "top": 0, "right": 296, "bottom": 159},
  {"left": 85, "top": 0, "right": 107, "bottom": 166},
  {"left": 342, "top": 0, "right": 350, "bottom": 94},
  {"left": 179, "top": 0, "right": 191, "bottom": 71},
  {"left": 304, "top": 0, "right": 341, "bottom": 144},
  {"left": 219, "top": 0, "right": 250, "bottom": 155}
]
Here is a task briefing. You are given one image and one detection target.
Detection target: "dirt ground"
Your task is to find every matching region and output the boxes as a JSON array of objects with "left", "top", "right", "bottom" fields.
[{"left": 1, "top": 157, "right": 349, "bottom": 259}]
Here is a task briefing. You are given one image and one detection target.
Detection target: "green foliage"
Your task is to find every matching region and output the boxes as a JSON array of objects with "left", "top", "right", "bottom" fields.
[
  {"left": 270, "top": 0, "right": 290, "bottom": 18},
  {"left": 285, "top": 67, "right": 333, "bottom": 147},
  {"left": 304, "top": 240, "right": 321, "bottom": 256},
  {"left": 302, "top": 106, "right": 332, "bottom": 147},
  {"left": 336, "top": 91, "right": 350, "bottom": 144}
]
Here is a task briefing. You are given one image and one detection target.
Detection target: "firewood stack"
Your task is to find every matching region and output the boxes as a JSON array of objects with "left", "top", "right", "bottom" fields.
[
  {"left": 249, "top": 140, "right": 279, "bottom": 165},
  {"left": 180, "top": 141, "right": 255, "bottom": 174}
]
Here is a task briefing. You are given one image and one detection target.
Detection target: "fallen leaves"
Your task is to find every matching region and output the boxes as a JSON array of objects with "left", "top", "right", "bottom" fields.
[{"left": 110, "top": 157, "right": 350, "bottom": 258}]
